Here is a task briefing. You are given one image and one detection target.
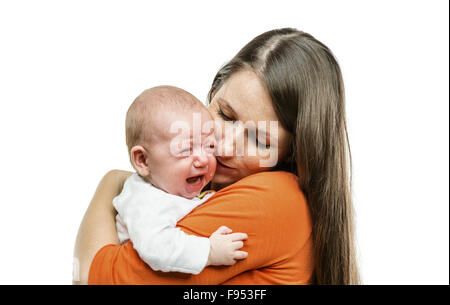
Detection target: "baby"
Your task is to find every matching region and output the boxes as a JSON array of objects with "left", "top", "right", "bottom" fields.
[{"left": 113, "top": 86, "right": 248, "bottom": 274}]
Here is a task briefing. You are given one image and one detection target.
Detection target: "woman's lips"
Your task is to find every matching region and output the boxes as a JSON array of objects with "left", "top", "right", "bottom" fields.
[{"left": 216, "top": 158, "right": 234, "bottom": 171}]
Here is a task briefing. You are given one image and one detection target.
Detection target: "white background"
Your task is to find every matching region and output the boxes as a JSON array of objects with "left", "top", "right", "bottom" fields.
[{"left": 0, "top": 0, "right": 448, "bottom": 284}]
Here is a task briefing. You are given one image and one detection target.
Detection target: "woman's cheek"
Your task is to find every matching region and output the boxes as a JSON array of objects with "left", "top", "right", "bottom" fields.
[{"left": 241, "top": 155, "right": 263, "bottom": 174}]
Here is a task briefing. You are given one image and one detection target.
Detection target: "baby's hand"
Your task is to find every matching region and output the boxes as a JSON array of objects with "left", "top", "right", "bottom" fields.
[{"left": 207, "top": 226, "right": 248, "bottom": 266}]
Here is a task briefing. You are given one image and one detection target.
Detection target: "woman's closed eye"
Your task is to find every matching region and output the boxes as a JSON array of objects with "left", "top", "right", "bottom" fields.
[
  {"left": 217, "top": 106, "right": 234, "bottom": 121},
  {"left": 217, "top": 104, "right": 270, "bottom": 149}
]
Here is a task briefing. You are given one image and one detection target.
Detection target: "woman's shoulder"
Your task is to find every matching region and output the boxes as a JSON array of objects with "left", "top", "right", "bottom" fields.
[
  {"left": 189, "top": 170, "right": 313, "bottom": 266},
  {"left": 229, "top": 171, "right": 303, "bottom": 197},
  {"left": 238, "top": 170, "right": 299, "bottom": 186},
  {"left": 219, "top": 171, "right": 308, "bottom": 212},
  {"left": 213, "top": 171, "right": 312, "bottom": 255}
]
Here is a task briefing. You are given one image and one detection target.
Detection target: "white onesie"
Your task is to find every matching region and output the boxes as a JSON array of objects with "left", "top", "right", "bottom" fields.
[{"left": 113, "top": 173, "right": 215, "bottom": 274}]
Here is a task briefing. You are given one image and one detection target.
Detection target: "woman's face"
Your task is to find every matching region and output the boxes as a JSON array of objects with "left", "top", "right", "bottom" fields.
[{"left": 208, "top": 70, "right": 292, "bottom": 186}]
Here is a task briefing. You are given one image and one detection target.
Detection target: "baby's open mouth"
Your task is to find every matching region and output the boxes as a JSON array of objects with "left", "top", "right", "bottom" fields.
[{"left": 186, "top": 175, "right": 204, "bottom": 185}]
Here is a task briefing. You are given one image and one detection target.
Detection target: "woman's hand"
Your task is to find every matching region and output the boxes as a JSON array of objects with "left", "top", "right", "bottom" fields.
[{"left": 73, "top": 169, "right": 132, "bottom": 285}]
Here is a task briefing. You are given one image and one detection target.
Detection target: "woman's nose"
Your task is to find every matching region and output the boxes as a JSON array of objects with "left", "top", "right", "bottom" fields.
[{"left": 216, "top": 122, "right": 243, "bottom": 157}]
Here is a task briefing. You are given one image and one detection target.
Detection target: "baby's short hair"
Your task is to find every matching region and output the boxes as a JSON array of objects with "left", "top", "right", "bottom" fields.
[{"left": 125, "top": 86, "right": 203, "bottom": 156}]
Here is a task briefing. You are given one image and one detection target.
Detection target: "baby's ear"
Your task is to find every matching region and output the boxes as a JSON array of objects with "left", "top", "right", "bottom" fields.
[{"left": 130, "top": 145, "right": 151, "bottom": 177}]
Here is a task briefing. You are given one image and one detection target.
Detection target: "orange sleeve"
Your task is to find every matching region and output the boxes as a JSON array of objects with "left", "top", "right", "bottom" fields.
[{"left": 88, "top": 171, "right": 313, "bottom": 285}]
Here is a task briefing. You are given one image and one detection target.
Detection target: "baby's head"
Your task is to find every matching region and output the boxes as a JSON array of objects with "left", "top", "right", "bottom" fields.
[{"left": 126, "top": 86, "right": 216, "bottom": 199}]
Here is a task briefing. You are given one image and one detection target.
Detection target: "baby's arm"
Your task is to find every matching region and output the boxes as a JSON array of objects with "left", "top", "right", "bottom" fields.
[
  {"left": 132, "top": 223, "right": 248, "bottom": 274},
  {"left": 113, "top": 174, "right": 247, "bottom": 274}
]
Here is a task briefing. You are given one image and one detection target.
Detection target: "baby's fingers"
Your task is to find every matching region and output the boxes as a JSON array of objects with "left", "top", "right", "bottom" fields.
[
  {"left": 215, "top": 226, "right": 232, "bottom": 235},
  {"left": 233, "top": 251, "right": 248, "bottom": 260},
  {"left": 229, "top": 232, "right": 248, "bottom": 241},
  {"left": 232, "top": 240, "right": 244, "bottom": 250}
]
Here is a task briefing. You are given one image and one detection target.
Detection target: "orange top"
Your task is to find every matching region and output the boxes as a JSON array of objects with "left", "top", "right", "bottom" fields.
[{"left": 89, "top": 171, "right": 314, "bottom": 284}]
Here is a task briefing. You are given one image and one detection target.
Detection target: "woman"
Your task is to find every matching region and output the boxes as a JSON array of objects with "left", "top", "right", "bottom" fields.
[{"left": 74, "top": 28, "right": 359, "bottom": 285}]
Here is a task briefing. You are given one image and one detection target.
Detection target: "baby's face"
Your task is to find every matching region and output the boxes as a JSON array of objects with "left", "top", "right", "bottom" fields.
[{"left": 146, "top": 107, "right": 217, "bottom": 199}]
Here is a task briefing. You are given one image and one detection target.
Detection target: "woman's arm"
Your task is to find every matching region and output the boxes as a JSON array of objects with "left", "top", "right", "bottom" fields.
[{"left": 73, "top": 169, "right": 132, "bottom": 285}]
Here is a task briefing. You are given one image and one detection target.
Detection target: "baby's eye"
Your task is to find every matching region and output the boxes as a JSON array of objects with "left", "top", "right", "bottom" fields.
[
  {"left": 179, "top": 148, "right": 192, "bottom": 156},
  {"left": 204, "top": 143, "right": 215, "bottom": 151}
]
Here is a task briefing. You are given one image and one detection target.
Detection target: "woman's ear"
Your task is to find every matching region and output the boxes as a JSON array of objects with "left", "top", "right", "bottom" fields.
[{"left": 130, "top": 145, "right": 151, "bottom": 177}]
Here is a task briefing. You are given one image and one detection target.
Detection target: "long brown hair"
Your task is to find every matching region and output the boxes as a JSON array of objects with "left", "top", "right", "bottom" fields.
[{"left": 207, "top": 28, "right": 359, "bottom": 284}]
